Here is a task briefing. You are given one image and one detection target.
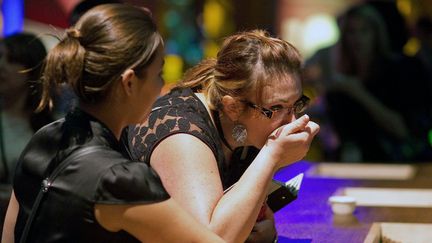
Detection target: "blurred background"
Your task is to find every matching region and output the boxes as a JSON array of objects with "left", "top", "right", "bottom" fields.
[{"left": 0, "top": 0, "right": 431, "bottom": 171}]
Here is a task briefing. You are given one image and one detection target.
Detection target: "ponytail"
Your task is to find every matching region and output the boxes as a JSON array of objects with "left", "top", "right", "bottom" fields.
[
  {"left": 179, "top": 58, "right": 217, "bottom": 92},
  {"left": 179, "top": 59, "right": 226, "bottom": 110},
  {"left": 179, "top": 57, "right": 251, "bottom": 110},
  {"left": 38, "top": 28, "right": 85, "bottom": 110}
]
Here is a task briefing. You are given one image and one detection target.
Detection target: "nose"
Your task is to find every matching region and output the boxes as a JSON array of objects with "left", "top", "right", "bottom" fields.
[{"left": 282, "top": 112, "right": 296, "bottom": 125}]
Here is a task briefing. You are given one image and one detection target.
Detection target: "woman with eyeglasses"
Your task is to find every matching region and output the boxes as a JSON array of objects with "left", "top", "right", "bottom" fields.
[
  {"left": 2, "top": 4, "right": 225, "bottom": 242},
  {"left": 122, "top": 30, "right": 320, "bottom": 242}
]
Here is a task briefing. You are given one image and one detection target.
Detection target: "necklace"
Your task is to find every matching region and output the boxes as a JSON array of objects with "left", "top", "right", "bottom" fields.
[{"left": 211, "top": 109, "right": 233, "bottom": 152}]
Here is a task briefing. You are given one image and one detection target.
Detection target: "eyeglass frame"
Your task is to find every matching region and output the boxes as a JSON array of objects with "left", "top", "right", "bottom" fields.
[{"left": 242, "top": 95, "right": 310, "bottom": 119}]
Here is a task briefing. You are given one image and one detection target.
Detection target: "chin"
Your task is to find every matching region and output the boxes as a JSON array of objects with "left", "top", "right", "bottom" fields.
[{"left": 251, "top": 140, "right": 266, "bottom": 149}]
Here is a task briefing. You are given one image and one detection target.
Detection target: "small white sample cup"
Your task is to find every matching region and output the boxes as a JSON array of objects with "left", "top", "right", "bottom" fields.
[{"left": 328, "top": 195, "right": 356, "bottom": 215}]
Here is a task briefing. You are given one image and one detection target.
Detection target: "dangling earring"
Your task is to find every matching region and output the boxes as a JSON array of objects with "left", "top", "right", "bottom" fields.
[{"left": 232, "top": 123, "right": 247, "bottom": 144}]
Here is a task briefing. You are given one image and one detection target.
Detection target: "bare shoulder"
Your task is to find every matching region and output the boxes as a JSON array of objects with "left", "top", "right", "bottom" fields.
[
  {"left": 151, "top": 133, "right": 217, "bottom": 166},
  {"left": 149, "top": 133, "right": 224, "bottom": 222}
]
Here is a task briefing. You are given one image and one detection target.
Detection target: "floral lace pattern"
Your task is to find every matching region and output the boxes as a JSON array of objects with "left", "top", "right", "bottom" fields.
[{"left": 125, "top": 88, "right": 229, "bottom": 185}]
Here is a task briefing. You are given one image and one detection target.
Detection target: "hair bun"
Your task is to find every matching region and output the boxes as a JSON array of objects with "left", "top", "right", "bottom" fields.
[{"left": 66, "top": 28, "right": 81, "bottom": 39}]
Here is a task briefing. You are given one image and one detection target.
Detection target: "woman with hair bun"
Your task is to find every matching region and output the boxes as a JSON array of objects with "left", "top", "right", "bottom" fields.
[
  {"left": 124, "top": 29, "right": 320, "bottom": 242},
  {"left": 2, "top": 4, "right": 224, "bottom": 243}
]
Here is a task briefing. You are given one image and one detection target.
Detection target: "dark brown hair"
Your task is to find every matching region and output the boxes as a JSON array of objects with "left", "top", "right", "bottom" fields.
[
  {"left": 2, "top": 32, "right": 54, "bottom": 131},
  {"left": 179, "top": 30, "right": 303, "bottom": 110},
  {"left": 39, "top": 3, "right": 162, "bottom": 109},
  {"left": 338, "top": 4, "right": 391, "bottom": 75}
]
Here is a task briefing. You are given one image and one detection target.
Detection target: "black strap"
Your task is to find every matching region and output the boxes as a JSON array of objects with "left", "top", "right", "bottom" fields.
[
  {"left": 211, "top": 109, "right": 233, "bottom": 152},
  {"left": 19, "top": 145, "right": 103, "bottom": 243}
]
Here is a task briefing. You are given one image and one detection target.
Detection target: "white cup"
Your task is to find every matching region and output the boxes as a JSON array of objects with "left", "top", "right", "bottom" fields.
[{"left": 328, "top": 195, "right": 356, "bottom": 215}]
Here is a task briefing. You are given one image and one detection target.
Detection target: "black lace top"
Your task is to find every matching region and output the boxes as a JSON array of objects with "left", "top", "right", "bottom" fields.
[
  {"left": 123, "top": 87, "right": 233, "bottom": 188},
  {"left": 13, "top": 109, "right": 169, "bottom": 242}
]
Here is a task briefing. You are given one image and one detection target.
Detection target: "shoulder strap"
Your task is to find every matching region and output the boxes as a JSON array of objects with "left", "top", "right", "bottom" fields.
[{"left": 19, "top": 145, "right": 104, "bottom": 243}]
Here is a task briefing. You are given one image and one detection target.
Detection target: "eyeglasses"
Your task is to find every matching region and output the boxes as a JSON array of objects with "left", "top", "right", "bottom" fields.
[{"left": 243, "top": 95, "right": 310, "bottom": 119}]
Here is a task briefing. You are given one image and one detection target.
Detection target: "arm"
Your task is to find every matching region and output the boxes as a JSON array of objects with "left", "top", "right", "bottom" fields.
[
  {"left": 245, "top": 206, "right": 276, "bottom": 243},
  {"left": 329, "top": 75, "right": 408, "bottom": 139},
  {"left": 150, "top": 115, "right": 318, "bottom": 242},
  {"left": 95, "top": 199, "right": 224, "bottom": 243},
  {"left": 2, "top": 191, "right": 19, "bottom": 243}
]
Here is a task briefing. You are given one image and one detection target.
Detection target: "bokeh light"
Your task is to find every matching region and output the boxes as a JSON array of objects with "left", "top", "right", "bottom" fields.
[{"left": 1, "top": 0, "right": 24, "bottom": 36}]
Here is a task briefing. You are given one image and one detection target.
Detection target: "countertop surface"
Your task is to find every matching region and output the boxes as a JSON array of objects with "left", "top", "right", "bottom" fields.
[{"left": 273, "top": 161, "right": 432, "bottom": 243}]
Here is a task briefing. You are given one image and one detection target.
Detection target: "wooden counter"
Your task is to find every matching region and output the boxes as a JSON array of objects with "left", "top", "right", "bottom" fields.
[{"left": 273, "top": 161, "right": 432, "bottom": 243}]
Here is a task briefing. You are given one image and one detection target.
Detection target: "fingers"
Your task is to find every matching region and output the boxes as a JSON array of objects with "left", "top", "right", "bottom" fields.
[
  {"left": 265, "top": 115, "right": 320, "bottom": 167},
  {"left": 269, "top": 115, "right": 310, "bottom": 140},
  {"left": 246, "top": 219, "right": 277, "bottom": 243},
  {"left": 279, "top": 120, "right": 320, "bottom": 162},
  {"left": 284, "top": 114, "right": 310, "bottom": 134},
  {"left": 305, "top": 120, "right": 320, "bottom": 137},
  {"left": 286, "top": 121, "right": 320, "bottom": 144},
  {"left": 264, "top": 205, "right": 275, "bottom": 220}
]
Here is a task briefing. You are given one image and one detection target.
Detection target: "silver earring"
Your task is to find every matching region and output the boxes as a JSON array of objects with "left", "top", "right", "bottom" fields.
[{"left": 232, "top": 123, "right": 247, "bottom": 144}]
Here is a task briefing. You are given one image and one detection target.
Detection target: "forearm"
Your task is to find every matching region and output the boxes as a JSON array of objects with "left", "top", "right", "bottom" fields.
[
  {"left": 208, "top": 147, "right": 277, "bottom": 242},
  {"left": 151, "top": 119, "right": 317, "bottom": 242},
  {"left": 206, "top": 116, "right": 316, "bottom": 242},
  {"left": 2, "top": 191, "right": 18, "bottom": 243},
  {"left": 350, "top": 88, "right": 408, "bottom": 139},
  {"left": 96, "top": 200, "right": 225, "bottom": 243}
]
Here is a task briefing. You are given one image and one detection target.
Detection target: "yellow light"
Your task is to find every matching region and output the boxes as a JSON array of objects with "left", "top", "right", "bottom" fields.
[
  {"left": 282, "top": 14, "right": 339, "bottom": 59},
  {"left": 203, "top": 40, "right": 220, "bottom": 58},
  {"left": 203, "top": 0, "right": 224, "bottom": 38},
  {"left": 163, "top": 54, "right": 184, "bottom": 84},
  {"left": 403, "top": 37, "right": 420, "bottom": 56},
  {"left": 303, "top": 14, "right": 339, "bottom": 56},
  {"left": 397, "top": 0, "right": 412, "bottom": 18}
]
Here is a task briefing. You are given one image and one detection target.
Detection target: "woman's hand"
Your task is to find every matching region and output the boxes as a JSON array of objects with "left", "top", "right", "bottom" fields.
[
  {"left": 246, "top": 206, "right": 276, "bottom": 243},
  {"left": 265, "top": 115, "right": 320, "bottom": 169},
  {"left": 328, "top": 74, "right": 365, "bottom": 97}
]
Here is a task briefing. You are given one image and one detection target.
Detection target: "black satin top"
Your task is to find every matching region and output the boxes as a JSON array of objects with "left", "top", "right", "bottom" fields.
[{"left": 13, "top": 109, "right": 169, "bottom": 243}]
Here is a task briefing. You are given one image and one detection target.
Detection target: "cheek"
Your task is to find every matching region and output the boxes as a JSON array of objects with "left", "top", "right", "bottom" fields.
[
  {"left": 151, "top": 82, "right": 162, "bottom": 102},
  {"left": 246, "top": 118, "right": 281, "bottom": 148},
  {"left": 144, "top": 77, "right": 162, "bottom": 101},
  {"left": 142, "top": 89, "right": 158, "bottom": 109}
]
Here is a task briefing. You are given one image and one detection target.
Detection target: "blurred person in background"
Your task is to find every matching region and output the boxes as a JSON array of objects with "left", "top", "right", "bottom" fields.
[
  {"left": 304, "top": 3, "right": 431, "bottom": 162},
  {"left": 69, "top": 0, "right": 122, "bottom": 26},
  {"left": 415, "top": 15, "right": 432, "bottom": 92},
  {"left": 366, "top": 0, "right": 410, "bottom": 54},
  {"left": 412, "top": 15, "right": 432, "bottom": 159},
  {"left": 0, "top": 33, "right": 54, "bottom": 183}
]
